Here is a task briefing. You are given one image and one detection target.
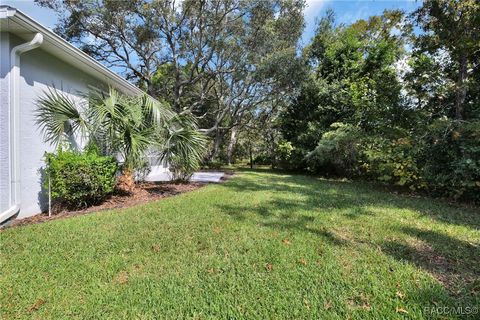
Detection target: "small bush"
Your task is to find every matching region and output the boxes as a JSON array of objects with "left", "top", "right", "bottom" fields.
[
  {"left": 305, "top": 123, "right": 363, "bottom": 176},
  {"left": 419, "top": 119, "right": 480, "bottom": 201},
  {"left": 44, "top": 147, "right": 118, "bottom": 208},
  {"left": 169, "top": 155, "right": 196, "bottom": 182},
  {"left": 253, "top": 153, "right": 271, "bottom": 165},
  {"left": 363, "top": 136, "right": 424, "bottom": 190},
  {"left": 275, "top": 140, "right": 294, "bottom": 169}
]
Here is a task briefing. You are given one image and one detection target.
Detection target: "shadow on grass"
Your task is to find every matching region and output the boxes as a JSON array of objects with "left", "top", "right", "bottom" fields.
[
  {"left": 225, "top": 169, "right": 480, "bottom": 229},
  {"left": 381, "top": 226, "right": 480, "bottom": 296},
  {"left": 219, "top": 169, "right": 480, "bottom": 299}
]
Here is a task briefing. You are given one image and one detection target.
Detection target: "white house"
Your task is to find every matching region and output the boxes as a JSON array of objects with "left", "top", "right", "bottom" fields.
[{"left": 0, "top": 6, "right": 167, "bottom": 224}]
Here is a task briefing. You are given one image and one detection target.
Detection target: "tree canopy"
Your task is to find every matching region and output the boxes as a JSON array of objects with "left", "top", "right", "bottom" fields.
[{"left": 36, "top": 0, "right": 480, "bottom": 201}]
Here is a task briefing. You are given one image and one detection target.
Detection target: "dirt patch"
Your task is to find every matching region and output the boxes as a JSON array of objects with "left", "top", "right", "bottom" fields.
[{"left": 5, "top": 181, "right": 204, "bottom": 229}]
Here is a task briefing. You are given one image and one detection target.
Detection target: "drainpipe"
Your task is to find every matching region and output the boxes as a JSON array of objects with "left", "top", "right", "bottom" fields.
[{"left": 0, "top": 33, "right": 43, "bottom": 224}]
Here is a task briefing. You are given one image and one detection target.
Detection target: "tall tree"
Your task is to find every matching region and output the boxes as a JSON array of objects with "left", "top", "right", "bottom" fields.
[
  {"left": 412, "top": 0, "right": 480, "bottom": 120},
  {"left": 280, "top": 10, "right": 411, "bottom": 164},
  {"left": 35, "top": 0, "right": 245, "bottom": 99},
  {"left": 37, "top": 0, "right": 305, "bottom": 158}
]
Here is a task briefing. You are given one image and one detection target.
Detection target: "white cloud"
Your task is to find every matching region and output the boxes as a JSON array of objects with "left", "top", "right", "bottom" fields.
[
  {"left": 302, "top": 0, "right": 326, "bottom": 43},
  {"left": 304, "top": 0, "right": 326, "bottom": 24}
]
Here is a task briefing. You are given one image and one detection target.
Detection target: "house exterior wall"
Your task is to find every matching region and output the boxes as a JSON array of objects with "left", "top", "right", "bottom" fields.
[
  {"left": 1, "top": 31, "right": 169, "bottom": 221},
  {"left": 0, "top": 32, "right": 11, "bottom": 214},
  {"left": 3, "top": 33, "right": 105, "bottom": 218}
]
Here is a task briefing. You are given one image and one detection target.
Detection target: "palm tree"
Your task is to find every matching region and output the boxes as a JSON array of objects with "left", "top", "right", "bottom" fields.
[{"left": 35, "top": 88, "right": 206, "bottom": 191}]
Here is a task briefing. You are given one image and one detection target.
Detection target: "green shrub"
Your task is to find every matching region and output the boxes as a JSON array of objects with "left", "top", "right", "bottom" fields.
[
  {"left": 169, "top": 155, "right": 196, "bottom": 182},
  {"left": 275, "top": 140, "right": 294, "bottom": 169},
  {"left": 305, "top": 123, "right": 363, "bottom": 176},
  {"left": 363, "top": 136, "right": 424, "bottom": 190},
  {"left": 44, "top": 147, "right": 118, "bottom": 208},
  {"left": 419, "top": 119, "right": 480, "bottom": 201},
  {"left": 253, "top": 153, "right": 271, "bottom": 165}
]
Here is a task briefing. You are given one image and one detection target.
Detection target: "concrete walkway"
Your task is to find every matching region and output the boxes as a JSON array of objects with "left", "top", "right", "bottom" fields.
[{"left": 146, "top": 171, "right": 225, "bottom": 183}]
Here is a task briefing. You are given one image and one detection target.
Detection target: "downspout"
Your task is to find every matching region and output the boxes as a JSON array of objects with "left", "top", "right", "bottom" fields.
[{"left": 0, "top": 33, "right": 43, "bottom": 224}]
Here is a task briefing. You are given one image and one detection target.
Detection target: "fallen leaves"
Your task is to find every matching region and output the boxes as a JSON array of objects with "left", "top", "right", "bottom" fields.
[
  {"left": 115, "top": 271, "right": 129, "bottom": 284},
  {"left": 362, "top": 303, "right": 372, "bottom": 310},
  {"left": 27, "top": 299, "right": 46, "bottom": 313},
  {"left": 324, "top": 301, "right": 332, "bottom": 310},
  {"left": 395, "top": 306, "right": 408, "bottom": 314},
  {"left": 303, "top": 299, "right": 311, "bottom": 309},
  {"left": 282, "top": 238, "right": 292, "bottom": 245},
  {"left": 265, "top": 263, "right": 273, "bottom": 272},
  {"left": 298, "top": 258, "right": 307, "bottom": 266},
  {"left": 151, "top": 244, "right": 161, "bottom": 252}
]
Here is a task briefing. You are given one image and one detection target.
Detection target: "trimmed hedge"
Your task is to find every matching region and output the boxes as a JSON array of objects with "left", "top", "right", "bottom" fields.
[{"left": 44, "top": 147, "right": 118, "bottom": 208}]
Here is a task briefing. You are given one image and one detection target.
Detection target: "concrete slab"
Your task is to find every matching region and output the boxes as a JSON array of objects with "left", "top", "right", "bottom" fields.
[
  {"left": 145, "top": 171, "right": 225, "bottom": 183},
  {"left": 190, "top": 172, "right": 224, "bottom": 183}
]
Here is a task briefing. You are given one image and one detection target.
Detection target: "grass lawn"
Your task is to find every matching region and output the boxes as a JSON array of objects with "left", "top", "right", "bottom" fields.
[{"left": 1, "top": 170, "right": 479, "bottom": 319}]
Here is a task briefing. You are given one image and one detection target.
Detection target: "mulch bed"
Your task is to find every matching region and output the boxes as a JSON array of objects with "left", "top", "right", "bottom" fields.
[
  {"left": 5, "top": 180, "right": 212, "bottom": 229},
  {"left": 5, "top": 170, "right": 235, "bottom": 229}
]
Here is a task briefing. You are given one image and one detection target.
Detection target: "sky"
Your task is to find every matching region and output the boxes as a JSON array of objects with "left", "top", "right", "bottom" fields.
[
  {"left": 3, "top": 0, "right": 422, "bottom": 45},
  {"left": 302, "top": 0, "right": 422, "bottom": 44}
]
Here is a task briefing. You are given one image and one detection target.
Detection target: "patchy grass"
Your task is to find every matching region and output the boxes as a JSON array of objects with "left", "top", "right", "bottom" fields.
[{"left": 1, "top": 170, "right": 479, "bottom": 319}]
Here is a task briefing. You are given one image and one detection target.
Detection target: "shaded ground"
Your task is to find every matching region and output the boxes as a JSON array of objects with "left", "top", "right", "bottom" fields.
[{"left": 0, "top": 170, "right": 478, "bottom": 319}]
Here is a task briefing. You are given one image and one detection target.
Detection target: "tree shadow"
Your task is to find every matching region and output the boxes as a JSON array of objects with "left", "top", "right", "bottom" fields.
[
  {"left": 381, "top": 226, "right": 480, "bottom": 297},
  {"left": 222, "top": 169, "right": 480, "bottom": 229},
  {"left": 218, "top": 170, "right": 480, "bottom": 299}
]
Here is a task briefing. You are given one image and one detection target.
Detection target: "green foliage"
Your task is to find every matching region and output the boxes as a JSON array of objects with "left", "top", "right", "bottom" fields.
[
  {"left": 87, "top": 89, "right": 175, "bottom": 173},
  {"left": 202, "top": 159, "right": 223, "bottom": 170},
  {"left": 44, "top": 147, "right": 118, "bottom": 208},
  {"left": 36, "top": 88, "right": 206, "bottom": 184},
  {"left": 276, "top": 140, "right": 294, "bottom": 162},
  {"left": 35, "top": 88, "right": 87, "bottom": 145},
  {"left": 363, "top": 137, "right": 423, "bottom": 190},
  {"left": 278, "top": 5, "right": 480, "bottom": 202},
  {"left": 164, "top": 117, "right": 207, "bottom": 181},
  {"left": 419, "top": 119, "right": 480, "bottom": 200},
  {"left": 305, "top": 123, "right": 363, "bottom": 176}
]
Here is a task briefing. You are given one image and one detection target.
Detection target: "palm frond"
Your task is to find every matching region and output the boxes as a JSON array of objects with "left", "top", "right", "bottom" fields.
[
  {"left": 162, "top": 115, "right": 207, "bottom": 171},
  {"left": 35, "top": 88, "right": 86, "bottom": 146},
  {"left": 140, "top": 95, "right": 175, "bottom": 128},
  {"left": 35, "top": 86, "right": 207, "bottom": 181}
]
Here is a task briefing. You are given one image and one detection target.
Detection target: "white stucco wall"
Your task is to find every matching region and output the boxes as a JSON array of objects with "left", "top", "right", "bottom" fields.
[
  {"left": 1, "top": 32, "right": 169, "bottom": 220},
  {"left": 3, "top": 34, "right": 105, "bottom": 218},
  {"left": 0, "top": 32, "right": 11, "bottom": 214}
]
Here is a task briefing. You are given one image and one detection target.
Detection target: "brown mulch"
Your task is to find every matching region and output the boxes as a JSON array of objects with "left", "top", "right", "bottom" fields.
[
  {"left": 6, "top": 181, "right": 204, "bottom": 229},
  {"left": 6, "top": 170, "right": 235, "bottom": 229}
]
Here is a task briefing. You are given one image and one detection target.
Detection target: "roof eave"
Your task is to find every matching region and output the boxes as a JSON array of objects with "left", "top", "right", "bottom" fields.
[{"left": 0, "top": 5, "right": 144, "bottom": 96}]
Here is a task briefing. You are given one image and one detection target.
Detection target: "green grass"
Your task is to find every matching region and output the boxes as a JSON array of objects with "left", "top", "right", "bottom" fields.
[{"left": 1, "top": 170, "right": 479, "bottom": 319}]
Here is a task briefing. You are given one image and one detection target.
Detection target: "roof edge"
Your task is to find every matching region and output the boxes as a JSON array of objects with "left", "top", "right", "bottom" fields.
[{"left": 2, "top": 6, "right": 145, "bottom": 96}]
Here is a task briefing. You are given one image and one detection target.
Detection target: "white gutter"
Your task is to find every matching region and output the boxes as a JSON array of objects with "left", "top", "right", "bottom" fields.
[
  {"left": 0, "top": 33, "right": 43, "bottom": 224},
  {"left": 7, "top": 8, "right": 143, "bottom": 96}
]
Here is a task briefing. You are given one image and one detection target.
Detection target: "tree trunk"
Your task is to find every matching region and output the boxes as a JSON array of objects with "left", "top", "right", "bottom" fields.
[
  {"left": 249, "top": 143, "right": 253, "bottom": 169},
  {"left": 269, "top": 131, "right": 276, "bottom": 170},
  {"left": 208, "top": 129, "right": 224, "bottom": 161},
  {"left": 117, "top": 167, "right": 135, "bottom": 193},
  {"left": 226, "top": 126, "right": 238, "bottom": 165},
  {"left": 455, "top": 54, "right": 467, "bottom": 120}
]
